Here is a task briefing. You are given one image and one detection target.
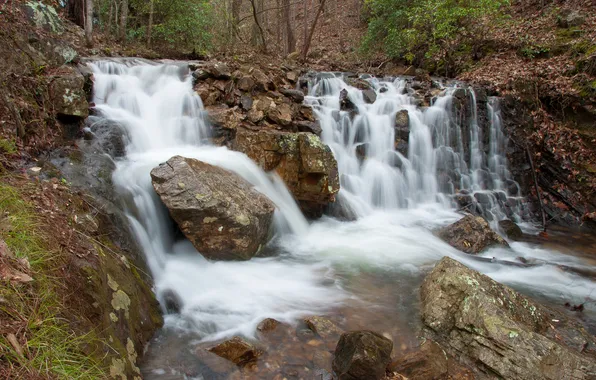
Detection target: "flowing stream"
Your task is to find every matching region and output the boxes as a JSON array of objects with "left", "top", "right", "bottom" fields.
[{"left": 88, "top": 61, "right": 596, "bottom": 378}]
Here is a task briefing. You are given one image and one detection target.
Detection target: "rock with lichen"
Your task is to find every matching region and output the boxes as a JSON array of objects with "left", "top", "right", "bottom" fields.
[
  {"left": 150, "top": 156, "right": 275, "bottom": 260},
  {"left": 436, "top": 214, "right": 508, "bottom": 254},
  {"left": 233, "top": 129, "right": 340, "bottom": 217},
  {"left": 420, "top": 257, "right": 596, "bottom": 380}
]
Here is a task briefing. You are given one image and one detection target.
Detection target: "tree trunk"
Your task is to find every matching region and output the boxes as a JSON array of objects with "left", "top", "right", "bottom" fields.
[
  {"left": 67, "top": 0, "right": 85, "bottom": 27},
  {"left": 303, "top": 0, "right": 308, "bottom": 48},
  {"left": 249, "top": 0, "right": 267, "bottom": 52},
  {"left": 231, "top": 0, "right": 242, "bottom": 44},
  {"left": 147, "top": 0, "right": 154, "bottom": 46},
  {"left": 301, "top": 0, "right": 326, "bottom": 61},
  {"left": 282, "top": 0, "right": 295, "bottom": 54},
  {"left": 119, "top": 0, "right": 128, "bottom": 42},
  {"left": 84, "top": 0, "right": 93, "bottom": 46}
]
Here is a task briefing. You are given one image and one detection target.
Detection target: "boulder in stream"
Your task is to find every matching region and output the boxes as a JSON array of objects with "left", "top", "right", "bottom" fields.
[
  {"left": 498, "top": 219, "right": 523, "bottom": 240},
  {"left": 421, "top": 257, "right": 596, "bottom": 379},
  {"left": 340, "top": 89, "right": 356, "bottom": 111},
  {"left": 233, "top": 129, "right": 340, "bottom": 217},
  {"left": 150, "top": 156, "right": 275, "bottom": 260},
  {"left": 208, "top": 336, "right": 263, "bottom": 367},
  {"left": 436, "top": 214, "right": 508, "bottom": 254},
  {"left": 332, "top": 330, "right": 393, "bottom": 380}
]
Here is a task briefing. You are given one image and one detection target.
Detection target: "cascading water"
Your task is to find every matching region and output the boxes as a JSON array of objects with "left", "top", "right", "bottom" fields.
[
  {"left": 86, "top": 62, "right": 595, "bottom": 377},
  {"left": 89, "top": 60, "right": 344, "bottom": 340}
]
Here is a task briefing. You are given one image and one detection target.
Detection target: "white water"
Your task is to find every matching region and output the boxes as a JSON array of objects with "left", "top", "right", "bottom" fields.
[{"left": 89, "top": 62, "right": 595, "bottom": 347}]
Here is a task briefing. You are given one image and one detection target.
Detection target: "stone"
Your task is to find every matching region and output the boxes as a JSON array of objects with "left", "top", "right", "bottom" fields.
[
  {"left": 267, "top": 102, "right": 293, "bottom": 126},
  {"left": 498, "top": 219, "right": 523, "bottom": 240},
  {"left": 257, "top": 318, "right": 281, "bottom": 333},
  {"left": 208, "top": 337, "right": 262, "bottom": 367},
  {"left": 557, "top": 9, "right": 585, "bottom": 28},
  {"left": 394, "top": 110, "right": 410, "bottom": 155},
  {"left": 362, "top": 89, "right": 377, "bottom": 104},
  {"left": 232, "top": 129, "right": 340, "bottom": 217},
  {"left": 346, "top": 78, "right": 372, "bottom": 91},
  {"left": 206, "top": 105, "right": 244, "bottom": 130},
  {"left": 208, "top": 62, "right": 231, "bottom": 79},
  {"left": 436, "top": 214, "right": 509, "bottom": 254},
  {"left": 304, "top": 316, "right": 343, "bottom": 343},
  {"left": 251, "top": 68, "right": 272, "bottom": 91},
  {"left": 295, "top": 120, "right": 322, "bottom": 136},
  {"left": 388, "top": 340, "right": 474, "bottom": 380},
  {"left": 237, "top": 76, "right": 255, "bottom": 92},
  {"left": 286, "top": 71, "right": 299, "bottom": 82},
  {"left": 195, "top": 349, "right": 241, "bottom": 378},
  {"left": 49, "top": 67, "right": 88, "bottom": 121},
  {"left": 240, "top": 94, "right": 253, "bottom": 110},
  {"left": 421, "top": 257, "right": 596, "bottom": 380},
  {"left": 280, "top": 88, "right": 305, "bottom": 103},
  {"left": 339, "top": 89, "right": 356, "bottom": 111},
  {"left": 150, "top": 156, "right": 275, "bottom": 260},
  {"left": 332, "top": 331, "right": 393, "bottom": 380},
  {"left": 24, "top": 1, "right": 64, "bottom": 34},
  {"left": 300, "top": 105, "right": 316, "bottom": 121}
]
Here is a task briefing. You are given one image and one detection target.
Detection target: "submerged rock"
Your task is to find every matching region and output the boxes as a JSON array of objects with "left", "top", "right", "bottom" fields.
[
  {"left": 208, "top": 337, "right": 262, "bottom": 367},
  {"left": 233, "top": 129, "right": 340, "bottom": 217},
  {"left": 498, "top": 219, "right": 523, "bottom": 240},
  {"left": 388, "top": 340, "right": 473, "bottom": 380},
  {"left": 332, "top": 331, "right": 393, "bottom": 380},
  {"left": 421, "top": 257, "right": 596, "bottom": 379},
  {"left": 362, "top": 89, "right": 377, "bottom": 104},
  {"left": 436, "top": 214, "right": 508, "bottom": 254},
  {"left": 150, "top": 156, "right": 275, "bottom": 260},
  {"left": 304, "top": 316, "right": 343, "bottom": 344}
]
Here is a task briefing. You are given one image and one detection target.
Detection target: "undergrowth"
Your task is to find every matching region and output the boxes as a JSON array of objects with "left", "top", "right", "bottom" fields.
[{"left": 0, "top": 182, "right": 107, "bottom": 379}]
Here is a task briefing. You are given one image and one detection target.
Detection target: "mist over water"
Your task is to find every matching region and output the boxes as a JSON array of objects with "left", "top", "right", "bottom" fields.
[{"left": 89, "top": 60, "right": 595, "bottom": 349}]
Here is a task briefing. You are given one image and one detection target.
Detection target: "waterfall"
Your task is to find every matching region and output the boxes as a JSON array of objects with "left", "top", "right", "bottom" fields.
[
  {"left": 305, "top": 74, "right": 529, "bottom": 225},
  {"left": 89, "top": 60, "right": 343, "bottom": 340}
]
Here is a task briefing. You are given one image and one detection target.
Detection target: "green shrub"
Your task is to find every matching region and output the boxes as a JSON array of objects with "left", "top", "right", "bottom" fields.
[{"left": 361, "top": 0, "right": 509, "bottom": 75}]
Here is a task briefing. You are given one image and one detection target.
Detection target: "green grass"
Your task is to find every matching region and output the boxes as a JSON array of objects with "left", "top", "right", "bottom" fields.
[{"left": 0, "top": 183, "right": 108, "bottom": 379}]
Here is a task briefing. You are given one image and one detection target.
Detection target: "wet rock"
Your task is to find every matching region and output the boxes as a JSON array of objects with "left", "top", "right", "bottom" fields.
[
  {"left": 346, "top": 78, "right": 372, "bottom": 91},
  {"left": 233, "top": 129, "right": 339, "bottom": 217},
  {"left": 50, "top": 66, "right": 88, "bottom": 121},
  {"left": 267, "top": 102, "right": 293, "bottom": 126},
  {"left": 257, "top": 318, "right": 281, "bottom": 333},
  {"left": 498, "top": 219, "right": 523, "bottom": 240},
  {"left": 280, "top": 88, "right": 305, "bottom": 103},
  {"left": 150, "top": 156, "right": 275, "bottom": 260},
  {"left": 394, "top": 110, "right": 410, "bottom": 155},
  {"left": 436, "top": 214, "right": 509, "bottom": 254},
  {"left": 389, "top": 340, "right": 474, "bottom": 380},
  {"left": 421, "top": 257, "right": 596, "bottom": 380},
  {"left": 305, "top": 316, "right": 343, "bottom": 344},
  {"left": 195, "top": 349, "right": 241, "bottom": 379},
  {"left": 332, "top": 331, "right": 393, "bottom": 380},
  {"left": 160, "top": 289, "right": 182, "bottom": 314},
  {"left": 208, "top": 337, "right": 262, "bottom": 367},
  {"left": 339, "top": 89, "right": 356, "bottom": 111},
  {"left": 557, "top": 9, "right": 585, "bottom": 28},
  {"left": 362, "top": 89, "right": 377, "bottom": 104}
]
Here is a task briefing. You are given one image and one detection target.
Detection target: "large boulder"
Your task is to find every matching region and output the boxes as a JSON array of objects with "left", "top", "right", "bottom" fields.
[
  {"left": 332, "top": 331, "right": 393, "bottom": 380},
  {"left": 498, "top": 219, "right": 523, "bottom": 240},
  {"left": 436, "top": 214, "right": 508, "bottom": 254},
  {"left": 233, "top": 129, "right": 340, "bottom": 217},
  {"left": 207, "top": 337, "right": 262, "bottom": 367},
  {"left": 421, "top": 257, "right": 596, "bottom": 380},
  {"left": 24, "top": 1, "right": 64, "bottom": 34},
  {"left": 150, "top": 156, "right": 275, "bottom": 260},
  {"left": 49, "top": 67, "right": 89, "bottom": 121}
]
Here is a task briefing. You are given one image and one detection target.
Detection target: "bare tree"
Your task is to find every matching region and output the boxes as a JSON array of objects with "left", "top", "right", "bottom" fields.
[
  {"left": 282, "top": 0, "right": 295, "bottom": 53},
  {"left": 301, "top": 0, "right": 326, "bottom": 60},
  {"left": 249, "top": 0, "right": 267, "bottom": 52},
  {"left": 119, "top": 0, "right": 128, "bottom": 42},
  {"left": 84, "top": 0, "right": 93, "bottom": 46}
]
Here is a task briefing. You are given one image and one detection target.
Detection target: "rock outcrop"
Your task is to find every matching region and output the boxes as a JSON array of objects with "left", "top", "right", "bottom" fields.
[
  {"left": 49, "top": 66, "right": 89, "bottom": 121},
  {"left": 436, "top": 214, "right": 509, "bottom": 254},
  {"left": 233, "top": 129, "right": 340, "bottom": 217},
  {"left": 150, "top": 156, "right": 275, "bottom": 260},
  {"left": 421, "top": 257, "right": 596, "bottom": 380},
  {"left": 333, "top": 331, "right": 393, "bottom": 380}
]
